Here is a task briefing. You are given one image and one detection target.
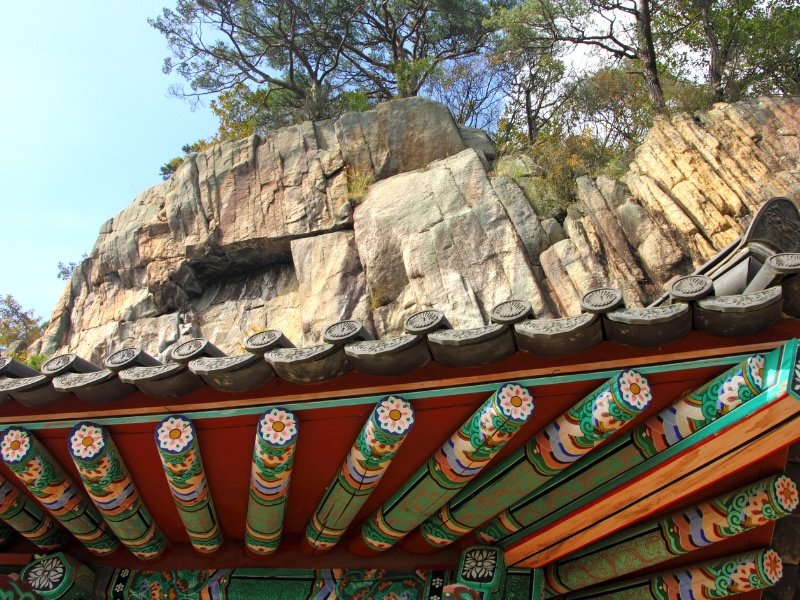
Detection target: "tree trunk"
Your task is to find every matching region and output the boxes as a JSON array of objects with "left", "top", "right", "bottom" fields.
[
  {"left": 698, "top": 0, "right": 724, "bottom": 102},
  {"left": 525, "top": 88, "right": 535, "bottom": 144},
  {"left": 307, "top": 81, "right": 326, "bottom": 120},
  {"left": 636, "top": 0, "right": 666, "bottom": 112}
]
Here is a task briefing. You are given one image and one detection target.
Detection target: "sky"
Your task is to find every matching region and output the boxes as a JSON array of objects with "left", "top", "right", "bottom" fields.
[{"left": 0, "top": 2, "right": 218, "bottom": 321}]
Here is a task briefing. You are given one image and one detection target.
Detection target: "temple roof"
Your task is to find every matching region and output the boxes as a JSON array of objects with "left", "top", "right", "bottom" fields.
[{"left": 0, "top": 199, "right": 796, "bottom": 599}]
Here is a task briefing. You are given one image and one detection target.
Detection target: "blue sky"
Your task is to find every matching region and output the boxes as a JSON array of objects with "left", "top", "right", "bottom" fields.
[{"left": 0, "top": 2, "right": 218, "bottom": 321}]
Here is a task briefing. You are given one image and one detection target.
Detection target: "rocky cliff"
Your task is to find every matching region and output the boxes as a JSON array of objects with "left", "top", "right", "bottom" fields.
[{"left": 35, "top": 96, "right": 800, "bottom": 363}]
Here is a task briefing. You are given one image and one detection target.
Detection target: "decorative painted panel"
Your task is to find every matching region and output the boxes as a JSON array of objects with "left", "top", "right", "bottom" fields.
[
  {"left": 245, "top": 408, "right": 298, "bottom": 556},
  {"left": 544, "top": 473, "right": 798, "bottom": 595},
  {"left": 68, "top": 422, "right": 168, "bottom": 561},
  {"left": 458, "top": 546, "right": 506, "bottom": 593},
  {"left": 565, "top": 549, "right": 783, "bottom": 599},
  {"left": 21, "top": 552, "right": 95, "bottom": 600},
  {"left": 103, "top": 567, "right": 452, "bottom": 599},
  {"left": 361, "top": 382, "right": 535, "bottom": 552},
  {"left": 0, "top": 426, "right": 119, "bottom": 556},
  {"left": 155, "top": 415, "right": 223, "bottom": 554},
  {"left": 0, "top": 475, "right": 68, "bottom": 550},
  {"left": 478, "top": 355, "right": 765, "bottom": 545},
  {"left": 423, "top": 370, "right": 651, "bottom": 547},
  {"left": 306, "top": 396, "right": 414, "bottom": 553}
]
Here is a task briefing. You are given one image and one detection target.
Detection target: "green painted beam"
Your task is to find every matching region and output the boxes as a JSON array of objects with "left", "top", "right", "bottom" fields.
[
  {"left": 155, "top": 415, "right": 223, "bottom": 554},
  {"left": 480, "top": 351, "right": 769, "bottom": 548},
  {"left": 562, "top": 548, "right": 783, "bottom": 599},
  {"left": 0, "top": 476, "right": 68, "bottom": 551},
  {"left": 245, "top": 408, "right": 298, "bottom": 556},
  {"left": 360, "top": 382, "right": 535, "bottom": 552},
  {"left": 543, "top": 473, "right": 798, "bottom": 596},
  {"left": 305, "top": 396, "right": 414, "bottom": 553},
  {"left": 420, "top": 369, "right": 652, "bottom": 548},
  {"left": 68, "top": 422, "right": 168, "bottom": 561},
  {"left": 0, "top": 426, "right": 119, "bottom": 556}
]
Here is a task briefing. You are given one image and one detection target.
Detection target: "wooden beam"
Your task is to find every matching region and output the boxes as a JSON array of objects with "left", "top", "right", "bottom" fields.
[
  {"left": 67, "top": 422, "right": 168, "bottom": 560},
  {"left": 354, "top": 383, "right": 535, "bottom": 554},
  {"left": 562, "top": 549, "right": 783, "bottom": 599},
  {"left": 0, "top": 477, "right": 68, "bottom": 551},
  {"left": 155, "top": 416, "right": 222, "bottom": 554},
  {"left": 415, "top": 369, "right": 653, "bottom": 550},
  {"left": 542, "top": 473, "right": 798, "bottom": 596},
  {"left": 0, "top": 427, "right": 119, "bottom": 556},
  {"left": 506, "top": 346, "right": 799, "bottom": 567},
  {"left": 305, "top": 396, "right": 414, "bottom": 554},
  {"left": 245, "top": 408, "right": 298, "bottom": 556},
  {"left": 480, "top": 353, "right": 768, "bottom": 548}
]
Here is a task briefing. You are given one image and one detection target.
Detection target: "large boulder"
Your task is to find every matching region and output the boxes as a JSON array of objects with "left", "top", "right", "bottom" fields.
[
  {"left": 353, "top": 149, "right": 556, "bottom": 337},
  {"left": 34, "top": 97, "right": 800, "bottom": 362}
]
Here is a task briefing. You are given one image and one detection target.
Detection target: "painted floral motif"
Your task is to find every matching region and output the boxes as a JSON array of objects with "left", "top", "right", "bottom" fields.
[
  {"left": 376, "top": 397, "right": 414, "bottom": 434},
  {"left": 497, "top": 384, "right": 534, "bottom": 420},
  {"left": 742, "top": 491, "right": 771, "bottom": 527},
  {"left": 479, "top": 408, "right": 500, "bottom": 438},
  {"left": 762, "top": 549, "right": 783, "bottom": 583},
  {"left": 749, "top": 354, "right": 765, "bottom": 388},
  {"left": 730, "top": 560, "right": 758, "bottom": 591},
  {"left": 775, "top": 475, "right": 799, "bottom": 511},
  {"left": 259, "top": 409, "right": 297, "bottom": 445},
  {"left": 618, "top": 370, "right": 651, "bottom": 409},
  {"left": 69, "top": 423, "right": 105, "bottom": 459},
  {"left": 1, "top": 428, "right": 30, "bottom": 463},
  {"left": 591, "top": 390, "right": 621, "bottom": 432},
  {"left": 717, "top": 373, "right": 747, "bottom": 413},
  {"left": 462, "top": 548, "right": 497, "bottom": 581},
  {"left": 25, "top": 557, "right": 65, "bottom": 590},
  {"left": 156, "top": 417, "right": 194, "bottom": 453}
]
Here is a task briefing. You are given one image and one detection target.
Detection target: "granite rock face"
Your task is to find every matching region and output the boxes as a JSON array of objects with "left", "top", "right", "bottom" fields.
[{"left": 35, "top": 97, "right": 800, "bottom": 363}]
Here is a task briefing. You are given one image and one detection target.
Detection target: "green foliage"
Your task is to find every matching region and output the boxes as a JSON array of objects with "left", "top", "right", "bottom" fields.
[
  {"left": 211, "top": 85, "right": 291, "bottom": 140},
  {"left": 654, "top": 0, "right": 800, "bottom": 102},
  {"left": 528, "top": 131, "right": 628, "bottom": 217},
  {"left": 26, "top": 354, "right": 47, "bottom": 371},
  {"left": 494, "top": 0, "right": 666, "bottom": 110},
  {"left": 393, "top": 58, "right": 439, "bottom": 99},
  {"left": 0, "top": 294, "right": 45, "bottom": 362},
  {"left": 57, "top": 252, "right": 89, "bottom": 281},
  {"left": 159, "top": 139, "right": 213, "bottom": 180},
  {"left": 368, "top": 289, "right": 391, "bottom": 310},
  {"left": 425, "top": 54, "right": 506, "bottom": 131},
  {"left": 159, "top": 155, "right": 187, "bottom": 180},
  {"left": 152, "top": 0, "right": 496, "bottom": 172},
  {"left": 344, "top": 0, "right": 493, "bottom": 98},
  {"left": 497, "top": 62, "right": 642, "bottom": 218},
  {"left": 346, "top": 167, "right": 375, "bottom": 203},
  {"left": 151, "top": 0, "right": 491, "bottom": 109},
  {"left": 562, "top": 65, "right": 653, "bottom": 150},
  {"left": 183, "top": 139, "right": 213, "bottom": 153},
  {"left": 153, "top": 0, "right": 798, "bottom": 198},
  {"left": 151, "top": 0, "right": 347, "bottom": 118}
]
